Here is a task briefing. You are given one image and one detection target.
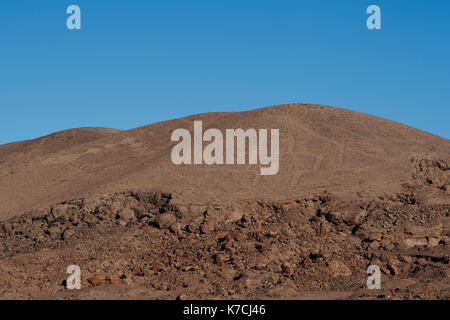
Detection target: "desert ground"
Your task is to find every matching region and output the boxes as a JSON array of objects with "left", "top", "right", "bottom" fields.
[{"left": 0, "top": 104, "right": 448, "bottom": 299}]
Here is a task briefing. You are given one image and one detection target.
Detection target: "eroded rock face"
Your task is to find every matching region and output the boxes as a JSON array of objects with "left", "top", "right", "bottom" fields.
[
  {"left": 0, "top": 188, "right": 448, "bottom": 300},
  {"left": 412, "top": 156, "right": 450, "bottom": 190}
]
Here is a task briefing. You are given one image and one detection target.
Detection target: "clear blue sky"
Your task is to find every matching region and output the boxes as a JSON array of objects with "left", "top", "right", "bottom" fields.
[{"left": 1, "top": 0, "right": 449, "bottom": 144}]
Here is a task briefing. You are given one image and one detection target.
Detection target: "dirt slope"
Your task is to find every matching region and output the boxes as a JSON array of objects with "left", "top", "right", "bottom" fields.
[{"left": 0, "top": 104, "right": 449, "bottom": 219}]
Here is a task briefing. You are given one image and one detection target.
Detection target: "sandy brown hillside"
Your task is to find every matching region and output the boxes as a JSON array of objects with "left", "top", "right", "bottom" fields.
[
  {"left": 0, "top": 103, "right": 449, "bottom": 300},
  {"left": 0, "top": 104, "right": 449, "bottom": 219}
]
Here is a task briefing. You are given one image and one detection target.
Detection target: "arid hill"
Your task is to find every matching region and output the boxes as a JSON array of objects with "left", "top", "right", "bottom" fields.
[
  {"left": 0, "top": 104, "right": 448, "bottom": 219},
  {"left": 0, "top": 104, "right": 448, "bottom": 300}
]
